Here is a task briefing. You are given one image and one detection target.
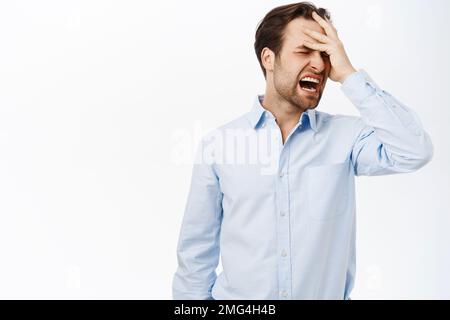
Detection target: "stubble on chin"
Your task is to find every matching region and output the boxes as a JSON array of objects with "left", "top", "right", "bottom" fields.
[{"left": 291, "top": 89, "right": 321, "bottom": 112}]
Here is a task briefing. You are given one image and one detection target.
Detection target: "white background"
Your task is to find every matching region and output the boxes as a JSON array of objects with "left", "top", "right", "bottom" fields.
[{"left": 0, "top": 0, "right": 449, "bottom": 299}]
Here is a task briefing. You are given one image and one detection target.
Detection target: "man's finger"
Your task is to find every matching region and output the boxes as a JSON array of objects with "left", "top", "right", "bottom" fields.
[
  {"left": 312, "top": 11, "right": 338, "bottom": 39},
  {"left": 303, "top": 28, "right": 330, "bottom": 44},
  {"left": 303, "top": 40, "right": 328, "bottom": 53}
]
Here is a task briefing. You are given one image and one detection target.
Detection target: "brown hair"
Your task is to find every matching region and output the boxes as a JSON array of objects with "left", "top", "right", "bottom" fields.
[{"left": 254, "top": 2, "right": 331, "bottom": 79}]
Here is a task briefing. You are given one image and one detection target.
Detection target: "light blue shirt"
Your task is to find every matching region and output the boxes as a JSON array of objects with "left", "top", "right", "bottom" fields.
[{"left": 172, "top": 70, "right": 433, "bottom": 300}]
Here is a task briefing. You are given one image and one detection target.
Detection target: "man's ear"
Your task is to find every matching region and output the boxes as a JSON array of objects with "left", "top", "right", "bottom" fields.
[{"left": 261, "top": 47, "right": 275, "bottom": 74}]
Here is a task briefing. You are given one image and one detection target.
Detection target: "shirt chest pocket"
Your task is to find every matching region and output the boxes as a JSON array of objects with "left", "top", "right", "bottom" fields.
[{"left": 304, "top": 162, "right": 350, "bottom": 221}]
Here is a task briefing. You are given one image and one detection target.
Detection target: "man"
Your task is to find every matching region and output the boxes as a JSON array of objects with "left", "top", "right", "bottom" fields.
[{"left": 172, "top": 2, "right": 433, "bottom": 300}]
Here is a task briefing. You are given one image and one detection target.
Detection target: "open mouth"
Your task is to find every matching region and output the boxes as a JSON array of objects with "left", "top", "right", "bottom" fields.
[{"left": 299, "top": 76, "right": 320, "bottom": 94}]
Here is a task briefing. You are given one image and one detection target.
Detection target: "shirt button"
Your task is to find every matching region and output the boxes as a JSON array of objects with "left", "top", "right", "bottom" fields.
[
  {"left": 281, "top": 290, "right": 288, "bottom": 298},
  {"left": 279, "top": 170, "right": 286, "bottom": 178},
  {"left": 281, "top": 250, "right": 287, "bottom": 257},
  {"left": 280, "top": 211, "right": 286, "bottom": 217}
]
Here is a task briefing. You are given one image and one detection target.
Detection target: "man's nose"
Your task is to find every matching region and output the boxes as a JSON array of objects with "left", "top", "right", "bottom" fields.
[{"left": 309, "top": 51, "right": 326, "bottom": 73}]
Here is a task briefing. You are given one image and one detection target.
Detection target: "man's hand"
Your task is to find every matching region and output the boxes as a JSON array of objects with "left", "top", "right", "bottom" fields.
[{"left": 303, "top": 11, "right": 357, "bottom": 84}]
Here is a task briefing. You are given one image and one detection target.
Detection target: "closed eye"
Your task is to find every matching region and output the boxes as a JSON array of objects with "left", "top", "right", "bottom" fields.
[{"left": 295, "top": 50, "right": 329, "bottom": 58}]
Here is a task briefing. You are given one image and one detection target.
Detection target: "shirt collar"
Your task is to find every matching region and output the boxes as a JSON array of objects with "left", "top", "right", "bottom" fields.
[{"left": 247, "top": 94, "right": 318, "bottom": 133}]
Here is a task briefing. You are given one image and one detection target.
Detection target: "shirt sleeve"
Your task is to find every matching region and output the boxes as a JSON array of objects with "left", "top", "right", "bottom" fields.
[
  {"left": 172, "top": 136, "right": 223, "bottom": 300},
  {"left": 341, "top": 69, "right": 434, "bottom": 176}
]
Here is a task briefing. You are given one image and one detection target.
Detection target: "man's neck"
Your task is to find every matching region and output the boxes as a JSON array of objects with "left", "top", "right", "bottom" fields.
[
  {"left": 261, "top": 92, "right": 304, "bottom": 129},
  {"left": 261, "top": 91, "right": 307, "bottom": 144}
]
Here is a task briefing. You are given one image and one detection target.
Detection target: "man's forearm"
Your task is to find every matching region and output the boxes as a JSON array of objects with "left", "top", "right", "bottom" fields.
[{"left": 342, "top": 69, "right": 433, "bottom": 172}]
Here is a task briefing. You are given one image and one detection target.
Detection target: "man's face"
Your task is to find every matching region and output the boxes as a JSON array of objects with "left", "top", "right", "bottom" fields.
[{"left": 271, "top": 17, "right": 331, "bottom": 111}]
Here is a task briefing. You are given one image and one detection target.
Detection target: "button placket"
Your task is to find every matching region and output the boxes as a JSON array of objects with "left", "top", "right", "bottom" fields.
[{"left": 275, "top": 140, "right": 292, "bottom": 299}]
